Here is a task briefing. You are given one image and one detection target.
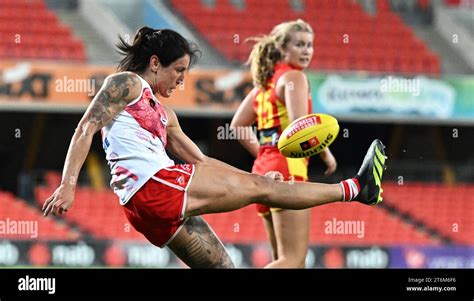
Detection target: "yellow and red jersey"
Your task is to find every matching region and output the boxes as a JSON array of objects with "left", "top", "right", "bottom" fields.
[
  {"left": 253, "top": 63, "right": 312, "bottom": 147},
  {"left": 251, "top": 63, "right": 313, "bottom": 216}
]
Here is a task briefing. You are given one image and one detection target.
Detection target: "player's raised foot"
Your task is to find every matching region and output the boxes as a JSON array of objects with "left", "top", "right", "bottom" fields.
[
  {"left": 354, "top": 139, "right": 387, "bottom": 205},
  {"left": 339, "top": 139, "right": 387, "bottom": 205}
]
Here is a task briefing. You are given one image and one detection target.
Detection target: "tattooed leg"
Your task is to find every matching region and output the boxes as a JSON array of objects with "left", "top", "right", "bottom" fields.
[{"left": 167, "top": 216, "right": 234, "bottom": 268}]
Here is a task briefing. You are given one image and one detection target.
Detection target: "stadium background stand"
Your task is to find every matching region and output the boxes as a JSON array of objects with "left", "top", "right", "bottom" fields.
[
  {"left": 170, "top": 0, "right": 440, "bottom": 74},
  {"left": 0, "top": 190, "right": 81, "bottom": 240},
  {"left": 383, "top": 182, "right": 474, "bottom": 244},
  {"left": 0, "top": 0, "right": 86, "bottom": 61},
  {"left": 34, "top": 185, "right": 146, "bottom": 242},
  {"left": 204, "top": 200, "right": 440, "bottom": 245},
  {"left": 32, "top": 171, "right": 465, "bottom": 247}
]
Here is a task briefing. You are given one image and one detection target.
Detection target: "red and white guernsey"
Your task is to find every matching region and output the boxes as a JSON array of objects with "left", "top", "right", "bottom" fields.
[{"left": 101, "top": 75, "right": 174, "bottom": 205}]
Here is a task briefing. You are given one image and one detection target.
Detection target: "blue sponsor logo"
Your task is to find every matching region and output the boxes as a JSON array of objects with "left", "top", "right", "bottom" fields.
[{"left": 103, "top": 137, "right": 110, "bottom": 150}]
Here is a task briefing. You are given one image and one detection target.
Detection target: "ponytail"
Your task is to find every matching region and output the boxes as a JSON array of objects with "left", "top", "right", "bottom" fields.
[
  {"left": 246, "top": 35, "right": 281, "bottom": 89},
  {"left": 116, "top": 27, "right": 201, "bottom": 72},
  {"left": 116, "top": 27, "right": 154, "bottom": 72}
]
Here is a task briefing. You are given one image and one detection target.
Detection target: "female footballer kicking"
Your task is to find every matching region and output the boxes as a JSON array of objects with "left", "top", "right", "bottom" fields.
[
  {"left": 42, "top": 27, "right": 386, "bottom": 268},
  {"left": 231, "top": 19, "right": 337, "bottom": 268}
]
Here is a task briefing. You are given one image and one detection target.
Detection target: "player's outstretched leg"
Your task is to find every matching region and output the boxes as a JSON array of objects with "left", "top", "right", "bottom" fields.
[{"left": 185, "top": 139, "right": 387, "bottom": 217}]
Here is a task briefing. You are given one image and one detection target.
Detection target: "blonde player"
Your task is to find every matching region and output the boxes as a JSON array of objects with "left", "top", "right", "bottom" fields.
[{"left": 231, "top": 19, "right": 337, "bottom": 267}]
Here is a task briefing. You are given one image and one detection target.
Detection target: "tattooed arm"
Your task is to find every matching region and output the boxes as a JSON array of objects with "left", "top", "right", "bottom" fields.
[{"left": 42, "top": 72, "right": 141, "bottom": 216}]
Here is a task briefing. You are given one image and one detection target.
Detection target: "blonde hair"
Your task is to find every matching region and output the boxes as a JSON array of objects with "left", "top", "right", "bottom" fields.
[{"left": 246, "top": 19, "right": 313, "bottom": 89}]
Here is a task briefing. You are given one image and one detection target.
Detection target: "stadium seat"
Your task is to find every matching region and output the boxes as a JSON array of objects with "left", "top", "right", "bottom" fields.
[
  {"left": 0, "top": 190, "right": 81, "bottom": 240},
  {"left": 0, "top": 0, "right": 86, "bottom": 61},
  {"left": 34, "top": 186, "right": 146, "bottom": 241},
  {"left": 309, "top": 201, "right": 438, "bottom": 245},
  {"left": 383, "top": 182, "right": 474, "bottom": 244},
  {"left": 31, "top": 179, "right": 473, "bottom": 246},
  {"left": 169, "top": 0, "right": 441, "bottom": 74},
  {"left": 203, "top": 190, "right": 440, "bottom": 245}
]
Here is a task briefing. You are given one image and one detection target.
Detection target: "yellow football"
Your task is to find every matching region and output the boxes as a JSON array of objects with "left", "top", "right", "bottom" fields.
[{"left": 278, "top": 113, "right": 340, "bottom": 158}]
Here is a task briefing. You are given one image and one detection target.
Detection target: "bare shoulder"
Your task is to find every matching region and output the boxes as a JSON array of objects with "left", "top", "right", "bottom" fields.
[
  {"left": 163, "top": 105, "right": 179, "bottom": 127},
  {"left": 278, "top": 69, "right": 307, "bottom": 85},
  {"left": 101, "top": 71, "right": 142, "bottom": 104},
  {"left": 276, "top": 70, "right": 308, "bottom": 100},
  {"left": 241, "top": 86, "right": 259, "bottom": 104},
  {"left": 249, "top": 86, "right": 260, "bottom": 97}
]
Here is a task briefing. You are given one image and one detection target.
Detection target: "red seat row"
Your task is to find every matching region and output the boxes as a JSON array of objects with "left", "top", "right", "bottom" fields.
[
  {"left": 171, "top": 0, "right": 441, "bottom": 74},
  {"left": 0, "top": 0, "right": 86, "bottom": 61},
  {"left": 383, "top": 182, "right": 474, "bottom": 244},
  {"left": 204, "top": 199, "right": 439, "bottom": 245},
  {"left": 35, "top": 186, "right": 146, "bottom": 241},
  {"left": 0, "top": 190, "right": 81, "bottom": 241},
  {"left": 33, "top": 171, "right": 469, "bottom": 246},
  {"left": 0, "top": 0, "right": 46, "bottom": 8}
]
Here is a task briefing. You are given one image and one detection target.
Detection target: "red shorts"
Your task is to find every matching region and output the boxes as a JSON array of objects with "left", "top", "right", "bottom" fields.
[
  {"left": 252, "top": 147, "right": 308, "bottom": 216},
  {"left": 123, "top": 164, "right": 195, "bottom": 248}
]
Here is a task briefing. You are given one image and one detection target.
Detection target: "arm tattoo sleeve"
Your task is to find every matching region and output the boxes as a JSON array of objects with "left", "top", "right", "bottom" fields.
[{"left": 85, "top": 73, "right": 140, "bottom": 132}]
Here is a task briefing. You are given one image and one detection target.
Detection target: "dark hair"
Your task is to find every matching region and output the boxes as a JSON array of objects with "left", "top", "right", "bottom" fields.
[{"left": 116, "top": 27, "right": 201, "bottom": 72}]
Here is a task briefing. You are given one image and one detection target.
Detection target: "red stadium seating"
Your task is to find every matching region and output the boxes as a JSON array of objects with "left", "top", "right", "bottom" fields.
[
  {"left": 0, "top": 190, "right": 80, "bottom": 240},
  {"left": 204, "top": 200, "right": 439, "bottom": 245},
  {"left": 310, "top": 202, "right": 438, "bottom": 245},
  {"left": 34, "top": 186, "right": 146, "bottom": 241},
  {"left": 33, "top": 180, "right": 472, "bottom": 246},
  {"left": 0, "top": 0, "right": 86, "bottom": 61},
  {"left": 170, "top": 0, "right": 441, "bottom": 74},
  {"left": 383, "top": 182, "right": 474, "bottom": 245},
  {"left": 444, "top": 0, "right": 462, "bottom": 5}
]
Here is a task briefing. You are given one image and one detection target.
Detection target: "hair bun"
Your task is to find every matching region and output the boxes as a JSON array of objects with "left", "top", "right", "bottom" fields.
[
  {"left": 134, "top": 26, "right": 155, "bottom": 44},
  {"left": 116, "top": 27, "right": 200, "bottom": 72}
]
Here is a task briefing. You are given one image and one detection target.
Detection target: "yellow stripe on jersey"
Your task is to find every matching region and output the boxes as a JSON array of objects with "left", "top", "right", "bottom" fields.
[
  {"left": 276, "top": 98, "right": 289, "bottom": 130},
  {"left": 286, "top": 157, "right": 309, "bottom": 180},
  {"left": 256, "top": 85, "right": 275, "bottom": 129}
]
